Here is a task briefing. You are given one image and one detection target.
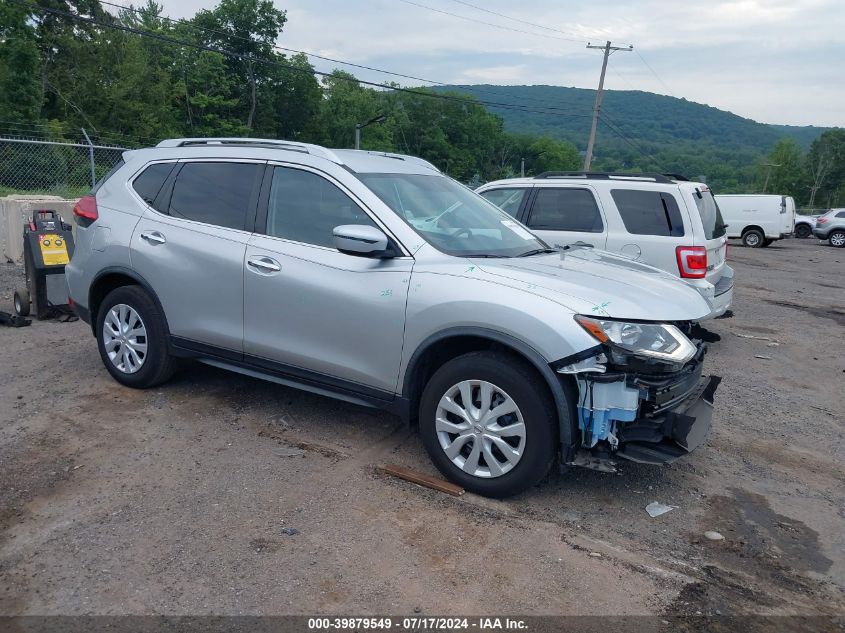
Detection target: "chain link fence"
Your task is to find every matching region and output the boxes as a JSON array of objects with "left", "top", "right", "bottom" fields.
[{"left": 0, "top": 136, "right": 128, "bottom": 199}]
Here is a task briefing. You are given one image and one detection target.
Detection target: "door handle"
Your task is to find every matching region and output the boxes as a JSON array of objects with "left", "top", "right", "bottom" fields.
[
  {"left": 247, "top": 256, "right": 282, "bottom": 273},
  {"left": 140, "top": 231, "right": 166, "bottom": 245}
]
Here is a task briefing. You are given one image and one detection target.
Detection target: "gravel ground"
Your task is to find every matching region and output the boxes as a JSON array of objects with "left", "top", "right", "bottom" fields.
[{"left": 0, "top": 238, "right": 843, "bottom": 619}]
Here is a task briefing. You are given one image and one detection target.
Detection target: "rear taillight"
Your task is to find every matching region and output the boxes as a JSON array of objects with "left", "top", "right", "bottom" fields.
[
  {"left": 73, "top": 195, "right": 98, "bottom": 226},
  {"left": 817, "top": 217, "right": 828, "bottom": 225},
  {"left": 676, "top": 246, "right": 707, "bottom": 279}
]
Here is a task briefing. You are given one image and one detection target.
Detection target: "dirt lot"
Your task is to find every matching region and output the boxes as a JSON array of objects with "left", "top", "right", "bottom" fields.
[{"left": 0, "top": 238, "right": 843, "bottom": 620}]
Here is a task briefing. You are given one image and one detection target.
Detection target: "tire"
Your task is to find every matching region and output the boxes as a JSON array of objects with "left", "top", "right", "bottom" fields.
[
  {"left": 742, "top": 229, "right": 765, "bottom": 248},
  {"left": 829, "top": 230, "right": 845, "bottom": 248},
  {"left": 13, "top": 287, "right": 30, "bottom": 316},
  {"left": 419, "top": 351, "right": 558, "bottom": 498},
  {"left": 794, "top": 224, "right": 811, "bottom": 238},
  {"left": 95, "top": 285, "right": 174, "bottom": 388}
]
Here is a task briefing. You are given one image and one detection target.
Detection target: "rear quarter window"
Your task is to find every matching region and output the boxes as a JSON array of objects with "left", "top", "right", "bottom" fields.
[
  {"left": 479, "top": 188, "right": 528, "bottom": 218},
  {"left": 610, "top": 189, "right": 685, "bottom": 237},
  {"left": 132, "top": 162, "right": 176, "bottom": 209}
]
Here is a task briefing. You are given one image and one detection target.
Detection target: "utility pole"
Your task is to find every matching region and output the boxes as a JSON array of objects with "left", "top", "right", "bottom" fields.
[{"left": 583, "top": 41, "right": 632, "bottom": 171}]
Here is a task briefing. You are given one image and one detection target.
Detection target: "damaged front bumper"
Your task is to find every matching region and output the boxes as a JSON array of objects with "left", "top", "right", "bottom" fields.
[{"left": 557, "top": 342, "right": 721, "bottom": 470}]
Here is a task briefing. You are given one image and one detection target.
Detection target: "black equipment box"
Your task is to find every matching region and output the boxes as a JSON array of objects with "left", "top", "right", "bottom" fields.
[{"left": 14, "top": 209, "right": 75, "bottom": 319}]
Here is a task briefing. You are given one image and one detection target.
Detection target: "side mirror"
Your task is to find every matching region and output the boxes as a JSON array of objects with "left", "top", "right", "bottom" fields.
[{"left": 333, "top": 224, "right": 392, "bottom": 257}]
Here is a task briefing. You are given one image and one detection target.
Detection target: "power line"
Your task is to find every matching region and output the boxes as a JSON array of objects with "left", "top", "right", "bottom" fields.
[
  {"left": 98, "top": 0, "right": 444, "bottom": 88},
  {"left": 95, "top": 0, "right": 591, "bottom": 117},
  {"left": 0, "top": 118, "right": 155, "bottom": 146},
  {"left": 598, "top": 113, "right": 661, "bottom": 165},
  {"left": 444, "top": 0, "right": 627, "bottom": 46},
  {"left": 12, "top": 0, "right": 594, "bottom": 122},
  {"left": 634, "top": 49, "right": 673, "bottom": 96},
  {"left": 396, "top": 0, "right": 588, "bottom": 44}
]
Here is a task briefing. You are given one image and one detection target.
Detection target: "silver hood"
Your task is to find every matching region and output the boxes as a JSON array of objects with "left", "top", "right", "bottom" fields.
[{"left": 472, "top": 248, "right": 713, "bottom": 322}]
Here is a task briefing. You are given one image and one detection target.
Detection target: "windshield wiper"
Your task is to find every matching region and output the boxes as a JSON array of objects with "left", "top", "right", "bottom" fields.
[{"left": 516, "top": 248, "right": 558, "bottom": 257}]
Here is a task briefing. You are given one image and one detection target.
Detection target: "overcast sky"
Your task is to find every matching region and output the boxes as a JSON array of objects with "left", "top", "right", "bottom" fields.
[{"left": 151, "top": 0, "right": 845, "bottom": 128}]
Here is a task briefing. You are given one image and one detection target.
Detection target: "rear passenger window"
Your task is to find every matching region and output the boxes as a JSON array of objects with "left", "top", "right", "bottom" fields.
[
  {"left": 837, "top": 212, "right": 845, "bottom": 218},
  {"left": 528, "top": 188, "right": 604, "bottom": 232},
  {"left": 611, "top": 189, "right": 685, "bottom": 237},
  {"left": 168, "top": 162, "right": 260, "bottom": 231},
  {"left": 479, "top": 188, "right": 528, "bottom": 218},
  {"left": 133, "top": 163, "right": 175, "bottom": 207},
  {"left": 265, "top": 167, "right": 377, "bottom": 248}
]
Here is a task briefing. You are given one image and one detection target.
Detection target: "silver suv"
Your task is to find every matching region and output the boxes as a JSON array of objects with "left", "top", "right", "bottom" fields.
[
  {"left": 476, "top": 173, "right": 734, "bottom": 319},
  {"left": 67, "top": 138, "right": 721, "bottom": 498}
]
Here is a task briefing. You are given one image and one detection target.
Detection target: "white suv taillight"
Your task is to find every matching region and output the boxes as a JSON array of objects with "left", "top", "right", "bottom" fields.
[{"left": 676, "top": 246, "right": 707, "bottom": 279}]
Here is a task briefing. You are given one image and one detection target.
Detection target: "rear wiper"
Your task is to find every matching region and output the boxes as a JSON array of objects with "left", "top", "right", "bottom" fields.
[
  {"left": 516, "top": 248, "right": 558, "bottom": 257},
  {"left": 470, "top": 254, "right": 509, "bottom": 258}
]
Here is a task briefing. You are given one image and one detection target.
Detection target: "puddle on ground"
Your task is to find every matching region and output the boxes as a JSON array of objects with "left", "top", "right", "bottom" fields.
[
  {"left": 666, "top": 487, "right": 838, "bottom": 619},
  {"left": 763, "top": 300, "right": 845, "bottom": 327}
]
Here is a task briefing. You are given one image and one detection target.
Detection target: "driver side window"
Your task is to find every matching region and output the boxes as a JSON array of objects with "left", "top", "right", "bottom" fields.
[{"left": 266, "top": 167, "right": 377, "bottom": 248}]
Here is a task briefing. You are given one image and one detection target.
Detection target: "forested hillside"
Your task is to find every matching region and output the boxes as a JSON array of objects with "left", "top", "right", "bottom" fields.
[
  {"left": 440, "top": 85, "right": 827, "bottom": 152},
  {"left": 436, "top": 85, "right": 835, "bottom": 196}
]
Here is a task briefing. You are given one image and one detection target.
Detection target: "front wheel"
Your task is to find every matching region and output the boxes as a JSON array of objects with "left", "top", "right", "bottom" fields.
[
  {"left": 829, "top": 230, "right": 845, "bottom": 248},
  {"left": 419, "top": 351, "right": 558, "bottom": 498},
  {"left": 96, "top": 285, "right": 175, "bottom": 388},
  {"left": 742, "top": 229, "right": 765, "bottom": 248}
]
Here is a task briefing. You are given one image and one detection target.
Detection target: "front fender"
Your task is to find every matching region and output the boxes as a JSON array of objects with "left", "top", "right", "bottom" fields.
[{"left": 400, "top": 272, "right": 596, "bottom": 385}]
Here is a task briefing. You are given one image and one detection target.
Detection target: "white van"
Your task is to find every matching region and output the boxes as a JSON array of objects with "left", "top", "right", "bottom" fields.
[
  {"left": 476, "top": 172, "right": 734, "bottom": 320},
  {"left": 714, "top": 194, "right": 795, "bottom": 247}
]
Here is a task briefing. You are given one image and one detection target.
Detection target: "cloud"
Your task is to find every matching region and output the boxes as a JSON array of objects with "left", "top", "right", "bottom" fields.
[{"left": 155, "top": 0, "right": 845, "bottom": 127}]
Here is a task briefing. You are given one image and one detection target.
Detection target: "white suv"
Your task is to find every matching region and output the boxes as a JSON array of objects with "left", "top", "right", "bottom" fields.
[{"left": 477, "top": 172, "right": 734, "bottom": 320}]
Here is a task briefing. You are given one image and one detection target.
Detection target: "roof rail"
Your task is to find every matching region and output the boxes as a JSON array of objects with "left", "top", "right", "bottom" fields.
[
  {"left": 155, "top": 137, "right": 343, "bottom": 164},
  {"left": 361, "top": 150, "right": 439, "bottom": 172},
  {"left": 535, "top": 171, "right": 677, "bottom": 184},
  {"left": 663, "top": 173, "right": 690, "bottom": 181}
]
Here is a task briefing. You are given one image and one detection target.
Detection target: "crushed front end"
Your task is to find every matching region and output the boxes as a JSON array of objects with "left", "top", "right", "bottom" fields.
[{"left": 556, "top": 317, "right": 721, "bottom": 472}]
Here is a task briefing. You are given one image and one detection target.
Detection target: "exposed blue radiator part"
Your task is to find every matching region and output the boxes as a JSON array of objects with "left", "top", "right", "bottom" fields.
[{"left": 576, "top": 378, "right": 641, "bottom": 448}]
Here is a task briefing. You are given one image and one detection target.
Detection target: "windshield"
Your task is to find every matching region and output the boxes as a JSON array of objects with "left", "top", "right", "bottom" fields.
[
  {"left": 358, "top": 173, "right": 548, "bottom": 257},
  {"left": 693, "top": 188, "right": 727, "bottom": 240}
]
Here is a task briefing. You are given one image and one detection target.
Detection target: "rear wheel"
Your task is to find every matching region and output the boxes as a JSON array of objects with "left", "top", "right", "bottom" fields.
[
  {"left": 419, "top": 351, "right": 558, "bottom": 498},
  {"left": 96, "top": 285, "right": 174, "bottom": 388},
  {"left": 742, "top": 229, "right": 764, "bottom": 248},
  {"left": 829, "top": 230, "right": 845, "bottom": 248},
  {"left": 794, "top": 224, "right": 812, "bottom": 238}
]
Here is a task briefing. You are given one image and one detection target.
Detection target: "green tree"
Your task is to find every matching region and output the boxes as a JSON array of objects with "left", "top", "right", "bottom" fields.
[
  {"left": 191, "top": 0, "right": 287, "bottom": 130},
  {"left": 760, "top": 138, "right": 805, "bottom": 199},
  {"left": 525, "top": 136, "right": 580, "bottom": 174},
  {"left": 806, "top": 130, "right": 845, "bottom": 207},
  {"left": 0, "top": 2, "right": 43, "bottom": 124},
  {"left": 309, "top": 71, "right": 392, "bottom": 149}
]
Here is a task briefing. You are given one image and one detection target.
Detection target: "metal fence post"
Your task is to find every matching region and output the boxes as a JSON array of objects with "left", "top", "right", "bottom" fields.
[{"left": 81, "top": 128, "right": 96, "bottom": 188}]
